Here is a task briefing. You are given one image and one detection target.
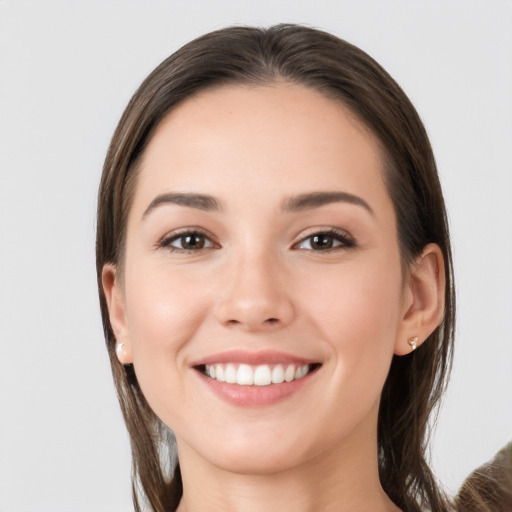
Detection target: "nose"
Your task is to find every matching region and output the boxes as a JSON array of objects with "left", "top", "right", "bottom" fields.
[{"left": 214, "top": 251, "right": 295, "bottom": 332}]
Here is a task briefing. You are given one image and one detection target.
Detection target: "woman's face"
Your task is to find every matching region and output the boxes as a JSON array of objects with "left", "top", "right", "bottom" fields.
[{"left": 106, "top": 83, "right": 412, "bottom": 474}]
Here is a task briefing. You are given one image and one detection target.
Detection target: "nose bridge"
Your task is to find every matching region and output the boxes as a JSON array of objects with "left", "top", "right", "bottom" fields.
[{"left": 215, "top": 243, "right": 294, "bottom": 330}]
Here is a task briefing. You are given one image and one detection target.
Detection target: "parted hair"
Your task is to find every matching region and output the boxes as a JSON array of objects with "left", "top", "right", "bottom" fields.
[{"left": 96, "top": 24, "right": 457, "bottom": 511}]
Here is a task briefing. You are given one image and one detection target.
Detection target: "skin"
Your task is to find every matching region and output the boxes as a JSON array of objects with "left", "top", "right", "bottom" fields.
[{"left": 103, "top": 82, "right": 445, "bottom": 512}]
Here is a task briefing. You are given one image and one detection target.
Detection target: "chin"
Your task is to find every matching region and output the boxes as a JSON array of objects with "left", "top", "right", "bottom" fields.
[
  {"left": 209, "top": 445, "right": 307, "bottom": 476},
  {"left": 177, "top": 422, "right": 326, "bottom": 477}
]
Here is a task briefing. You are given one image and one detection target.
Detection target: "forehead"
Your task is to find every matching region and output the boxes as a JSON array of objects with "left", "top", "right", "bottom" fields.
[{"left": 130, "top": 82, "right": 390, "bottom": 216}]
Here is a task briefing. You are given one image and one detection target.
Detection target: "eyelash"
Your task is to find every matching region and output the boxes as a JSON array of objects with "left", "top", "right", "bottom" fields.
[
  {"left": 293, "top": 228, "right": 355, "bottom": 252},
  {"left": 158, "top": 228, "right": 218, "bottom": 253},
  {"left": 158, "top": 228, "right": 355, "bottom": 254}
]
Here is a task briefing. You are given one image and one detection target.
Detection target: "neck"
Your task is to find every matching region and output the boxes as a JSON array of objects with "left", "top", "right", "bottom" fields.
[{"left": 175, "top": 410, "right": 400, "bottom": 512}]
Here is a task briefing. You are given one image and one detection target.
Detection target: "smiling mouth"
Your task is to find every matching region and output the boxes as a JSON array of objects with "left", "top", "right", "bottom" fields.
[{"left": 198, "top": 363, "right": 321, "bottom": 386}]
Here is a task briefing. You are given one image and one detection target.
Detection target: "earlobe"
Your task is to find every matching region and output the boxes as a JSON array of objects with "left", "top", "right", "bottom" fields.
[
  {"left": 394, "top": 243, "right": 445, "bottom": 355},
  {"left": 101, "top": 264, "right": 133, "bottom": 364}
]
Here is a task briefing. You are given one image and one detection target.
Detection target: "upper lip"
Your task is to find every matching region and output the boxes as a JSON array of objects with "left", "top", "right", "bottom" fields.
[{"left": 190, "top": 349, "right": 319, "bottom": 367}]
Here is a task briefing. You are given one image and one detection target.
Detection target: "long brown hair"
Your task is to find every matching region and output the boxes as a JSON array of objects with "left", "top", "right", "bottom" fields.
[{"left": 96, "top": 24, "right": 456, "bottom": 511}]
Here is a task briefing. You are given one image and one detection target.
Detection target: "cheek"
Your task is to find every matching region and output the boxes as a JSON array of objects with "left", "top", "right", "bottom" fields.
[
  {"left": 122, "top": 261, "right": 211, "bottom": 404},
  {"left": 305, "top": 256, "right": 402, "bottom": 334},
  {"left": 299, "top": 256, "right": 403, "bottom": 393}
]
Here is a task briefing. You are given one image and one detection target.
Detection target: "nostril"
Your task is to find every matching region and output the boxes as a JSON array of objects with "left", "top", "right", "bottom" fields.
[{"left": 227, "top": 318, "right": 278, "bottom": 326}]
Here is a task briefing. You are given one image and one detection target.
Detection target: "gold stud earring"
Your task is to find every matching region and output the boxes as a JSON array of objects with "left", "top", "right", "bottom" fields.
[{"left": 407, "top": 337, "right": 419, "bottom": 352}]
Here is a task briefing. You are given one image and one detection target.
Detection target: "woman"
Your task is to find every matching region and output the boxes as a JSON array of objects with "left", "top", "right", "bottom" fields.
[{"left": 96, "top": 24, "right": 455, "bottom": 511}]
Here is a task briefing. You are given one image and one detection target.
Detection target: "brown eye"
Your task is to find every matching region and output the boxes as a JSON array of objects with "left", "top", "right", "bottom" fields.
[
  {"left": 162, "top": 231, "right": 215, "bottom": 252},
  {"left": 310, "top": 234, "right": 334, "bottom": 250},
  {"left": 179, "top": 234, "right": 206, "bottom": 249},
  {"left": 296, "top": 230, "right": 354, "bottom": 251}
]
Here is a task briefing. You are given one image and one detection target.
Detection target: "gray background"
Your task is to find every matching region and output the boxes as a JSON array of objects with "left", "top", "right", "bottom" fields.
[{"left": 1, "top": 1, "right": 511, "bottom": 510}]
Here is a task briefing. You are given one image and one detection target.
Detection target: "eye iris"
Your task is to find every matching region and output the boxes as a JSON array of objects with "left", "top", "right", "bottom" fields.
[
  {"left": 311, "top": 234, "right": 333, "bottom": 250},
  {"left": 181, "top": 234, "right": 204, "bottom": 249}
]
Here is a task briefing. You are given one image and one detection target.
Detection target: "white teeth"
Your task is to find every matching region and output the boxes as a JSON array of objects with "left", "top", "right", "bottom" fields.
[
  {"left": 225, "top": 364, "right": 237, "bottom": 384},
  {"left": 254, "top": 365, "right": 272, "bottom": 386},
  {"left": 284, "top": 364, "right": 295, "bottom": 382},
  {"left": 271, "top": 364, "right": 285, "bottom": 384},
  {"left": 295, "top": 364, "right": 309, "bottom": 379},
  {"left": 215, "top": 364, "right": 225, "bottom": 382},
  {"left": 237, "top": 364, "right": 254, "bottom": 385},
  {"left": 204, "top": 362, "right": 313, "bottom": 385}
]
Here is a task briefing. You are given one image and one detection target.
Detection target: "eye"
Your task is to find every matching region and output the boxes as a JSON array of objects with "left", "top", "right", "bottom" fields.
[
  {"left": 295, "top": 229, "right": 355, "bottom": 251},
  {"left": 159, "top": 230, "right": 216, "bottom": 252}
]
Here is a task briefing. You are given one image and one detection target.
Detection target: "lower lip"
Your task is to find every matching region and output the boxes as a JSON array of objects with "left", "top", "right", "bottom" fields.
[{"left": 196, "top": 370, "right": 316, "bottom": 407}]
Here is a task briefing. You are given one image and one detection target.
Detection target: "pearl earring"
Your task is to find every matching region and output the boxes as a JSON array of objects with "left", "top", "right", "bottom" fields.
[
  {"left": 115, "top": 342, "right": 125, "bottom": 361},
  {"left": 407, "top": 337, "right": 419, "bottom": 352}
]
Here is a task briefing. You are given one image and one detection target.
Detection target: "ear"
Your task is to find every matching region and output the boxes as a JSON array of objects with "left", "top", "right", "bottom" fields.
[
  {"left": 101, "top": 264, "right": 133, "bottom": 365},
  {"left": 394, "top": 243, "right": 446, "bottom": 355}
]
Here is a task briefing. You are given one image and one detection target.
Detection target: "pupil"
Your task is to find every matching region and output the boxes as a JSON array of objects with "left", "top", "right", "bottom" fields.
[
  {"left": 183, "top": 234, "right": 204, "bottom": 249},
  {"left": 312, "top": 234, "right": 333, "bottom": 249}
]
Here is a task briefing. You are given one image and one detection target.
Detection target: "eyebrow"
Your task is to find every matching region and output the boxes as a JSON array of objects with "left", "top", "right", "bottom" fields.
[
  {"left": 142, "top": 192, "right": 221, "bottom": 218},
  {"left": 282, "top": 191, "right": 374, "bottom": 215},
  {"left": 142, "top": 190, "right": 373, "bottom": 219}
]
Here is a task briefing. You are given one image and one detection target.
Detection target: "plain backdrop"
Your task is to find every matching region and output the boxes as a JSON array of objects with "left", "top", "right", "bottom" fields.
[{"left": 0, "top": 1, "right": 511, "bottom": 510}]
